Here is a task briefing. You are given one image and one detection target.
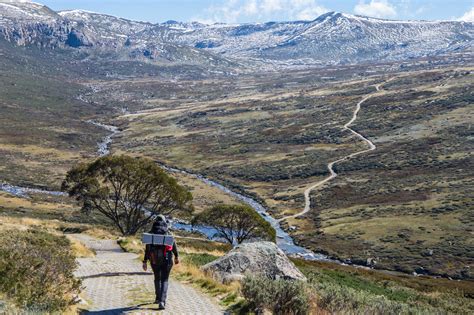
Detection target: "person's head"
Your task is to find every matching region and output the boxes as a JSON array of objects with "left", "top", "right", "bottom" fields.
[
  {"left": 155, "top": 214, "right": 166, "bottom": 223},
  {"left": 151, "top": 214, "right": 168, "bottom": 233}
]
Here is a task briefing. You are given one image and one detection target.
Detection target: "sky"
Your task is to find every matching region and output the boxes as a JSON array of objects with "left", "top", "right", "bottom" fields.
[{"left": 38, "top": 0, "right": 474, "bottom": 24}]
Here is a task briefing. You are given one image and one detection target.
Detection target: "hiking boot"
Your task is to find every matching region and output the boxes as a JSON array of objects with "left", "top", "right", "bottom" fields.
[{"left": 158, "top": 302, "right": 165, "bottom": 310}]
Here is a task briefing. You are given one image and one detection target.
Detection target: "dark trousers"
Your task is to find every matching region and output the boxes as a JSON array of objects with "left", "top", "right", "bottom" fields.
[{"left": 151, "top": 263, "right": 171, "bottom": 303}]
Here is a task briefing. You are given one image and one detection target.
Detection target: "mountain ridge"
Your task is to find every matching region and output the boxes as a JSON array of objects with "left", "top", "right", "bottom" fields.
[{"left": 0, "top": 0, "right": 472, "bottom": 69}]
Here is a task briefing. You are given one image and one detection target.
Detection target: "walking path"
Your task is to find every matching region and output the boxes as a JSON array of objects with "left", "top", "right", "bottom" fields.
[
  {"left": 72, "top": 234, "right": 223, "bottom": 314},
  {"left": 280, "top": 81, "right": 390, "bottom": 222}
]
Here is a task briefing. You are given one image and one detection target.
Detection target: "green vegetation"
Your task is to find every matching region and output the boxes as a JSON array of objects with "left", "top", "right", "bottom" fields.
[
  {"left": 0, "top": 35, "right": 472, "bottom": 313},
  {"left": 181, "top": 252, "right": 220, "bottom": 266},
  {"left": 192, "top": 204, "right": 276, "bottom": 244},
  {"left": 241, "top": 275, "right": 310, "bottom": 315},
  {"left": 294, "top": 259, "right": 474, "bottom": 314},
  {"left": 238, "top": 258, "right": 474, "bottom": 314},
  {"left": 62, "top": 155, "right": 193, "bottom": 235},
  {"left": 294, "top": 69, "right": 473, "bottom": 279},
  {"left": 0, "top": 229, "right": 81, "bottom": 313},
  {"left": 109, "top": 64, "right": 472, "bottom": 278}
]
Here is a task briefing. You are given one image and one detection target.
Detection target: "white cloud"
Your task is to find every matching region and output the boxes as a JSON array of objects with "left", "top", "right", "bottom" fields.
[
  {"left": 261, "top": 0, "right": 283, "bottom": 13},
  {"left": 291, "top": 0, "right": 328, "bottom": 20},
  {"left": 458, "top": 7, "right": 474, "bottom": 22},
  {"left": 354, "top": 0, "right": 397, "bottom": 19},
  {"left": 244, "top": 0, "right": 258, "bottom": 15},
  {"left": 198, "top": 0, "right": 329, "bottom": 23}
]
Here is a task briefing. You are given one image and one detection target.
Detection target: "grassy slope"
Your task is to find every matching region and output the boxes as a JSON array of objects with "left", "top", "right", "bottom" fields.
[
  {"left": 0, "top": 39, "right": 237, "bottom": 213},
  {"left": 0, "top": 40, "right": 110, "bottom": 189},
  {"left": 295, "top": 258, "right": 474, "bottom": 314},
  {"left": 0, "top": 35, "right": 472, "bottom": 286}
]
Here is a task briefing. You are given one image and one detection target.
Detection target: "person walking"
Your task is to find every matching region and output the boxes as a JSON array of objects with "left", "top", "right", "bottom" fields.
[{"left": 142, "top": 215, "right": 179, "bottom": 310}]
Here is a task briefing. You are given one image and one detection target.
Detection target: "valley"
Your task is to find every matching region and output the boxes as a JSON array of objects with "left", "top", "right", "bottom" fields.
[
  {"left": 0, "top": 0, "right": 472, "bottom": 289},
  {"left": 1, "top": 41, "right": 472, "bottom": 279},
  {"left": 100, "top": 63, "right": 472, "bottom": 279}
]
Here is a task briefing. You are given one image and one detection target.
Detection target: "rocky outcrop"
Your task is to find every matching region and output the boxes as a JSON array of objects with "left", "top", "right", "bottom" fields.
[
  {"left": 202, "top": 241, "right": 306, "bottom": 283},
  {"left": 0, "top": 21, "right": 93, "bottom": 48},
  {"left": 1, "top": 22, "right": 63, "bottom": 47},
  {"left": 65, "top": 28, "right": 92, "bottom": 47}
]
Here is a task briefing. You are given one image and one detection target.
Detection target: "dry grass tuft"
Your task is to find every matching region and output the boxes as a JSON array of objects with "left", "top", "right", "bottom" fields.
[{"left": 67, "top": 236, "right": 95, "bottom": 258}]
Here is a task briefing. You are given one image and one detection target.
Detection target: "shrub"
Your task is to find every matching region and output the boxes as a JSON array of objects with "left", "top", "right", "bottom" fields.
[
  {"left": 0, "top": 229, "right": 81, "bottom": 312},
  {"left": 175, "top": 237, "right": 232, "bottom": 253},
  {"left": 309, "top": 275, "right": 432, "bottom": 315},
  {"left": 241, "top": 275, "right": 309, "bottom": 315},
  {"left": 181, "top": 252, "right": 219, "bottom": 267}
]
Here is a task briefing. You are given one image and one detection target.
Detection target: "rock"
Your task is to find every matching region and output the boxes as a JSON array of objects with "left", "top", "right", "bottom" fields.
[
  {"left": 421, "top": 249, "right": 434, "bottom": 257},
  {"left": 367, "top": 257, "right": 377, "bottom": 266},
  {"left": 415, "top": 266, "right": 427, "bottom": 275},
  {"left": 65, "top": 29, "right": 92, "bottom": 47},
  {"left": 202, "top": 241, "right": 306, "bottom": 283}
]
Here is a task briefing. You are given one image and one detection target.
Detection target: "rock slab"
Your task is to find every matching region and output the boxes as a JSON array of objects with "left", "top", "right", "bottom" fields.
[{"left": 202, "top": 241, "right": 306, "bottom": 283}]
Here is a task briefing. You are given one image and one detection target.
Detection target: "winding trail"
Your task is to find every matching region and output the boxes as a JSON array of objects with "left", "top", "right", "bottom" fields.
[{"left": 279, "top": 82, "right": 386, "bottom": 222}]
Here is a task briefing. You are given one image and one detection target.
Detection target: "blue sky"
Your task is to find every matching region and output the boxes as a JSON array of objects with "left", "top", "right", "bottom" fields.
[{"left": 40, "top": 0, "right": 474, "bottom": 24}]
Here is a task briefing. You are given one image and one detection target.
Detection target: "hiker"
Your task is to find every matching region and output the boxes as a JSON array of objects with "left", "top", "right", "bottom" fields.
[{"left": 142, "top": 215, "right": 179, "bottom": 310}]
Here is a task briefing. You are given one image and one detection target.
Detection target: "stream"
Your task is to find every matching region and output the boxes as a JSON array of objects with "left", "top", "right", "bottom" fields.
[
  {"left": 86, "top": 120, "right": 120, "bottom": 156},
  {"left": 0, "top": 182, "right": 66, "bottom": 198},
  {"left": 0, "top": 120, "right": 117, "bottom": 197},
  {"left": 0, "top": 119, "right": 330, "bottom": 261},
  {"left": 161, "top": 165, "right": 330, "bottom": 261},
  {"left": 1, "top": 85, "right": 449, "bottom": 278}
]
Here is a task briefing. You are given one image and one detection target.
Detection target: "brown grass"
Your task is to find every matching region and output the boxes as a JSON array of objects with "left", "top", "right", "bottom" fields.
[{"left": 67, "top": 236, "right": 95, "bottom": 258}]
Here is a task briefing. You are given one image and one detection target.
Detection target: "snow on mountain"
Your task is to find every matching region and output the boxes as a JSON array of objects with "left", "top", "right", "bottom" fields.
[
  {"left": 59, "top": 9, "right": 152, "bottom": 43},
  {"left": 0, "top": 1, "right": 472, "bottom": 67},
  {"left": 253, "top": 12, "right": 473, "bottom": 64},
  {"left": 0, "top": 0, "right": 59, "bottom": 22}
]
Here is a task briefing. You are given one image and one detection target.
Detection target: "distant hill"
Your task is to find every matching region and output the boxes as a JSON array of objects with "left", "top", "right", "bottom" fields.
[{"left": 0, "top": 0, "right": 472, "bottom": 69}]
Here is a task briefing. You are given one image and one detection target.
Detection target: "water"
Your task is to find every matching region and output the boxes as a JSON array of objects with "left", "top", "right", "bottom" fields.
[
  {"left": 170, "top": 221, "right": 225, "bottom": 241},
  {"left": 161, "top": 165, "right": 331, "bottom": 261},
  {"left": 0, "top": 118, "right": 331, "bottom": 262},
  {"left": 86, "top": 120, "right": 120, "bottom": 156},
  {"left": 0, "top": 169, "right": 331, "bottom": 261},
  {"left": 0, "top": 182, "right": 66, "bottom": 198},
  {"left": 0, "top": 120, "right": 118, "bottom": 198}
]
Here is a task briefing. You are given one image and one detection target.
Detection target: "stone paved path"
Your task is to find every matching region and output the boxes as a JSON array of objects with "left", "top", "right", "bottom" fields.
[{"left": 72, "top": 234, "right": 223, "bottom": 314}]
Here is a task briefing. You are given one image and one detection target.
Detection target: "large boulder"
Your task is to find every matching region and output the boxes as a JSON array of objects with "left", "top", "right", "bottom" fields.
[{"left": 202, "top": 241, "right": 306, "bottom": 283}]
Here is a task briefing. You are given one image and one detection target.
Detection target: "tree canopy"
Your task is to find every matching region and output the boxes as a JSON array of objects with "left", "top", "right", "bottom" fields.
[
  {"left": 62, "top": 155, "right": 193, "bottom": 235},
  {"left": 192, "top": 204, "right": 276, "bottom": 245}
]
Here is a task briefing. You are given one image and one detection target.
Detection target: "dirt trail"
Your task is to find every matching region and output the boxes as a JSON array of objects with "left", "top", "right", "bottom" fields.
[{"left": 280, "top": 81, "right": 389, "bottom": 222}]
